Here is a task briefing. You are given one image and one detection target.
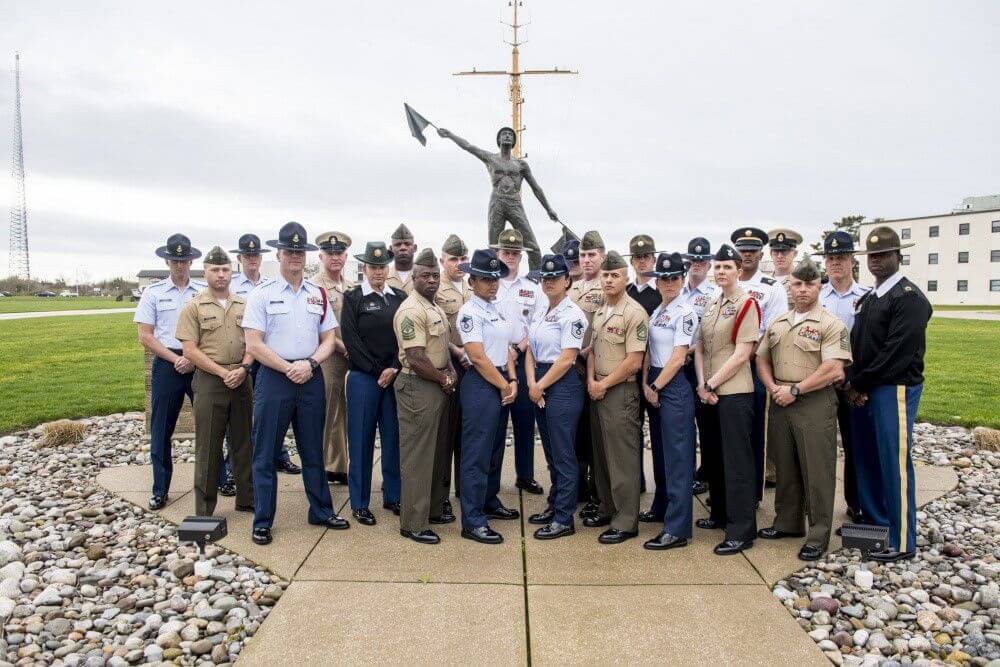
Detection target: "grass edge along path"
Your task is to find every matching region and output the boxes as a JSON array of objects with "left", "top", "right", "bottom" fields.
[
  {"left": 0, "top": 296, "right": 130, "bottom": 314},
  {"left": 0, "top": 313, "right": 996, "bottom": 434}
]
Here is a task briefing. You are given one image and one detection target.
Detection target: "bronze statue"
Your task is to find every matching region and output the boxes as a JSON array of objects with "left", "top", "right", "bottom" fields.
[{"left": 436, "top": 126, "right": 559, "bottom": 270}]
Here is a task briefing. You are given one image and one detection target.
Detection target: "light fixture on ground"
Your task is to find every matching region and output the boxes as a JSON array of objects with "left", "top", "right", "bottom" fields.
[{"left": 177, "top": 515, "right": 228, "bottom": 576}]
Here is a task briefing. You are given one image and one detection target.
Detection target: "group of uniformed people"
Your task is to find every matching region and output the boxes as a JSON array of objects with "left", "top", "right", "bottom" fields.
[{"left": 136, "top": 218, "right": 930, "bottom": 561}]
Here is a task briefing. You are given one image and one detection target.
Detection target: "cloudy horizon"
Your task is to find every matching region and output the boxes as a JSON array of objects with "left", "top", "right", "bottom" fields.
[{"left": 3, "top": 0, "right": 998, "bottom": 282}]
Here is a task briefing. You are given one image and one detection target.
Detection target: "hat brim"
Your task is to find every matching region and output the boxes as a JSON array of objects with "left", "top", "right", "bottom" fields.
[
  {"left": 527, "top": 269, "right": 569, "bottom": 281},
  {"left": 733, "top": 242, "right": 765, "bottom": 251},
  {"left": 621, "top": 250, "right": 658, "bottom": 257},
  {"left": 489, "top": 243, "right": 527, "bottom": 252},
  {"left": 853, "top": 242, "right": 915, "bottom": 256},
  {"left": 811, "top": 248, "right": 855, "bottom": 257},
  {"left": 155, "top": 246, "right": 201, "bottom": 260},
  {"left": 641, "top": 269, "right": 685, "bottom": 279},
  {"left": 229, "top": 248, "right": 271, "bottom": 255},
  {"left": 683, "top": 254, "right": 713, "bottom": 262},
  {"left": 459, "top": 262, "right": 510, "bottom": 279},
  {"left": 266, "top": 240, "right": 318, "bottom": 251},
  {"left": 353, "top": 250, "right": 394, "bottom": 266}
]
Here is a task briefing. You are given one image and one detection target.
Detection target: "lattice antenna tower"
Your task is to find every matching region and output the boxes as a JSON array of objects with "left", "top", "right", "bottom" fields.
[
  {"left": 9, "top": 52, "right": 29, "bottom": 280},
  {"left": 453, "top": 1, "right": 577, "bottom": 158}
]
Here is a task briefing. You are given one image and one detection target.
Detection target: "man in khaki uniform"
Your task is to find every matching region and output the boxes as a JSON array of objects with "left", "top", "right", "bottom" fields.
[
  {"left": 387, "top": 223, "right": 416, "bottom": 294},
  {"left": 586, "top": 251, "right": 649, "bottom": 543},
  {"left": 393, "top": 249, "right": 458, "bottom": 544},
  {"left": 176, "top": 247, "right": 255, "bottom": 516},
  {"left": 435, "top": 234, "right": 471, "bottom": 503},
  {"left": 756, "top": 258, "right": 851, "bottom": 561},
  {"left": 313, "top": 231, "right": 355, "bottom": 484}
]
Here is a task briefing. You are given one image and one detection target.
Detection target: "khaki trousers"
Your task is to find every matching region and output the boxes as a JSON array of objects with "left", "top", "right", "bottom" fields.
[
  {"left": 591, "top": 380, "right": 642, "bottom": 532},
  {"left": 394, "top": 372, "right": 450, "bottom": 533},
  {"left": 769, "top": 386, "right": 838, "bottom": 548},
  {"left": 322, "top": 353, "right": 349, "bottom": 473},
  {"left": 192, "top": 369, "right": 253, "bottom": 515}
]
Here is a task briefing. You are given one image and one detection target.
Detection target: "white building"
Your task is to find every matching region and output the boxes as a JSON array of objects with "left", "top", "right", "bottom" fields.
[{"left": 859, "top": 200, "right": 1000, "bottom": 306}]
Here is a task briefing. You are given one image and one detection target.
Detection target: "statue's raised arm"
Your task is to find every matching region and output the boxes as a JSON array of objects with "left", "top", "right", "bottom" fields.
[{"left": 437, "top": 128, "right": 491, "bottom": 164}]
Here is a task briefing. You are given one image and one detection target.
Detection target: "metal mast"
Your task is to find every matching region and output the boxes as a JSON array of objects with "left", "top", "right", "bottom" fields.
[
  {"left": 9, "top": 52, "right": 29, "bottom": 280},
  {"left": 453, "top": 1, "right": 577, "bottom": 158}
]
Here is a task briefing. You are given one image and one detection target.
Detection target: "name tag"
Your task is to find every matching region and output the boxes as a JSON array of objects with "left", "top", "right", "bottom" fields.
[
  {"left": 306, "top": 303, "right": 324, "bottom": 315},
  {"left": 363, "top": 301, "right": 383, "bottom": 312},
  {"left": 156, "top": 298, "right": 177, "bottom": 311},
  {"left": 266, "top": 301, "right": 290, "bottom": 315}
]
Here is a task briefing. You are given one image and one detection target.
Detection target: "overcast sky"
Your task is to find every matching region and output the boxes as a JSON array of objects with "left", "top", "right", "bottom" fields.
[{"left": 2, "top": 0, "right": 998, "bottom": 282}]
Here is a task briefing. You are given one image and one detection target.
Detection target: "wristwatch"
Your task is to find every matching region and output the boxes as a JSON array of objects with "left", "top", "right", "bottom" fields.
[
  {"left": 790, "top": 384, "right": 801, "bottom": 397},
  {"left": 307, "top": 357, "right": 320, "bottom": 372},
  {"left": 648, "top": 380, "right": 660, "bottom": 392},
  {"left": 240, "top": 363, "right": 254, "bottom": 375},
  {"left": 704, "top": 382, "right": 715, "bottom": 394}
]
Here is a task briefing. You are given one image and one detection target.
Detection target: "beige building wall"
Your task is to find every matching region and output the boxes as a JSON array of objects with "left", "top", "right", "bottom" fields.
[{"left": 859, "top": 209, "right": 1000, "bottom": 306}]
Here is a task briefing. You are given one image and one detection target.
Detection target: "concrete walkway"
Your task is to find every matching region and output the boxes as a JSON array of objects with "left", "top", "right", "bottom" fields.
[
  {"left": 97, "top": 448, "right": 957, "bottom": 665},
  {"left": 0, "top": 307, "right": 136, "bottom": 320},
  {"left": 932, "top": 309, "right": 1000, "bottom": 321}
]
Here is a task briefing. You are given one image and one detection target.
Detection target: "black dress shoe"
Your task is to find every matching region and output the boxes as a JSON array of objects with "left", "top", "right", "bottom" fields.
[
  {"left": 757, "top": 526, "right": 806, "bottom": 540},
  {"left": 598, "top": 528, "right": 638, "bottom": 544},
  {"left": 148, "top": 495, "right": 168, "bottom": 510},
  {"left": 582, "top": 515, "right": 611, "bottom": 528},
  {"left": 461, "top": 526, "right": 503, "bottom": 544},
  {"left": 528, "top": 508, "right": 555, "bottom": 525},
  {"left": 252, "top": 528, "right": 272, "bottom": 545},
  {"left": 401, "top": 529, "right": 440, "bottom": 545},
  {"left": 383, "top": 502, "right": 401, "bottom": 516},
  {"left": 516, "top": 478, "right": 544, "bottom": 495},
  {"left": 310, "top": 515, "right": 350, "bottom": 530},
  {"left": 326, "top": 471, "right": 347, "bottom": 485},
  {"left": 638, "top": 509, "right": 664, "bottom": 523},
  {"left": 643, "top": 532, "right": 689, "bottom": 551},
  {"left": 846, "top": 507, "right": 864, "bottom": 523},
  {"left": 534, "top": 522, "right": 575, "bottom": 540},
  {"left": 442, "top": 499, "right": 454, "bottom": 516},
  {"left": 578, "top": 503, "right": 599, "bottom": 519},
  {"left": 713, "top": 539, "right": 753, "bottom": 555},
  {"left": 696, "top": 517, "right": 723, "bottom": 530},
  {"left": 235, "top": 504, "right": 254, "bottom": 513},
  {"left": 870, "top": 549, "right": 915, "bottom": 563},
  {"left": 798, "top": 544, "right": 825, "bottom": 561},
  {"left": 486, "top": 505, "right": 520, "bottom": 520},
  {"left": 352, "top": 508, "right": 376, "bottom": 526},
  {"left": 429, "top": 513, "right": 456, "bottom": 525},
  {"left": 276, "top": 459, "right": 302, "bottom": 475},
  {"left": 692, "top": 480, "right": 708, "bottom": 495},
  {"left": 218, "top": 482, "right": 236, "bottom": 497}
]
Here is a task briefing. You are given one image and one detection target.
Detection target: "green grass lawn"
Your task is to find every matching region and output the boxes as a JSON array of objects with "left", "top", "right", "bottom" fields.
[
  {"left": 0, "top": 296, "right": 132, "bottom": 314},
  {"left": 0, "top": 314, "right": 996, "bottom": 433}
]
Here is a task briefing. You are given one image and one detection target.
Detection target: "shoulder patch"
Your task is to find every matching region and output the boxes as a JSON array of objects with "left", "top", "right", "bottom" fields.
[
  {"left": 636, "top": 321, "right": 648, "bottom": 342},
  {"left": 460, "top": 314, "right": 474, "bottom": 333},
  {"left": 839, "top": 327, "right": 849, "bottom": 351},
  {"left": 400, "top": 316, "right": 416, "bottom": 341},
  {"left": 571, "top": 319, "right": 585, "bottom": 339},
  {"left": 682, "top": 314, "right": 695, "bottom": 336},
  {"left": 761, "top": 276, "right": 776, "bottom": 285}
]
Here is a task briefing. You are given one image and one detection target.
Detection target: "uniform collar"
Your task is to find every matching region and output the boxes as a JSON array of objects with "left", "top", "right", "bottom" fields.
[
  {"left": 600, "top": 293, "right": 630, "bottom": 317},
  {"left": 273, "top": 274, "right": 313, "bottom": 294},
  {"left": 742, "top": 269, "right": 768, "bottom": 285},
  {"left": 195, "top": 289, "right": 245, "bottom": 305},
  {"left": 822, "top": 280, "right": 867, "bottom": 298},
  {"left": 780, "top": 304, "right": 823, "bottom": 325},
  {"left": 547, "top": 295, "right": 574, "bottom": 314},
  {"left": 684, "top": 278, "right": 712, "bottom": 295},
  {"left": 631, "top": 280, "right": 654, "bottom": 292},
  {"left": 315, "top": 271, "right": 350, "bottom": 292},
  {"left": 663, "top": 294, "right": 686, "bottom": 312},
  {"left": 361, "top": 279, "right": 386, "bottom": 297},
  {"left": 235, "top": 272, "right": 262, "bottom": 286},
  {"left": 719, "top": 287, "right": 746, "bottom": 306},
  {"left": 874, "top": 271, "right": 903, "bottom": 298},
  {"left": 162, "top": 278, "right": 193, "bottom": 293},
  {"left": 471, "top": 294, "right": 497, "bottom": 311},
  {"left": 412, "top": 291, "right": 436, "bottom": 308}
]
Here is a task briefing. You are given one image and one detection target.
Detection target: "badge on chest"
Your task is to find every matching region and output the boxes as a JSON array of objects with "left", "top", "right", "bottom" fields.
[
  {"left": 721, "top": 304, "right": 737, "bottom": 318},
  {"left": 797, "top": 326, "right": 821, "bottom": 343}
]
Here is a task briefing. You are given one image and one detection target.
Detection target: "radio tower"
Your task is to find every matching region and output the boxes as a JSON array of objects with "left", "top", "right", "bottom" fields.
[
  {"left": 9, "top": 52, "right": 29, "bottom": 280},
  {"left": 453, "top": 1, "right": 577, "bottom": 158}
]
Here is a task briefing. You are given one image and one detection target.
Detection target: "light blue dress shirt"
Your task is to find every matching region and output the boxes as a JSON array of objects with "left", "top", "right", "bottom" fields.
[
  {"left": 647, "top": 295, "right": 698, "bottom": 368},
  {"left": 133, "top": 278, "right": 205, "bottom": 349},
  {"left": 528, "top": 296, "right": 586, "bottom": 363},
  {"left": 458, "top": 295, "right": 514, "bottom": 366},
  {"left": 242, "top": 276, "right": 337, "bottom": 360},
  {"left": 820, "top": 280, "right": 871, "bottom": 332}
]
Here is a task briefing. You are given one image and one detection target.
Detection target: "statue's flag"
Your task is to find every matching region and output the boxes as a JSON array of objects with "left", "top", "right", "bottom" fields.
[{"left": 404, "top": 103, "right": 434, "bottom": 146}]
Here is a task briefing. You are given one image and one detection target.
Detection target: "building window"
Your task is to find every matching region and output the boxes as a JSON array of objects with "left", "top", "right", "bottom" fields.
[
  {"left": 993, "top": 220, "right": 1000, "bottom": 233},
  {"left": 927, "top": 280, "right": 937, "bottom": 292},
  {"left": 957, "top": 280, "right": 968, "bottom": 292},
  {"left": 993, "top": 250, "right": 1000, "bottom": 262},
  {"left": 991, "top": 279, "right": 1000, "bottom": 292},
  {"left": 929, "top": 225, "right": 939, "bottom": 237},
  {"left": 901, "top": 254, "right": 910, "bottom": 266},
  {"left": 901, "top": 228, "right": 911, "bottom": 240},
  {"left": 958, "top": 251, "right": 969, "bottom": 263},
  {"left": 928, "top": 253, "right": 938, "bottom": 265},
  {"left": 959, "top": 222, "right": 970, "bottom": 235}
]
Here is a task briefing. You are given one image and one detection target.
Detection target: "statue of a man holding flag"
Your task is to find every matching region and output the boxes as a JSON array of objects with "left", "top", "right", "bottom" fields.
[{"left": 405, "top": 104, "right": 563, "bottom": 271}]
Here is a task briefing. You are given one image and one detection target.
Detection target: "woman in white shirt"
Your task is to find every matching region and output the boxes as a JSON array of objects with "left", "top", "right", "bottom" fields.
[
  {"left": 525, "top": 254, "right": 588, "bottom": 540},
  {"left": 641, "top": 252, "right": 699, "bottom": 551}
]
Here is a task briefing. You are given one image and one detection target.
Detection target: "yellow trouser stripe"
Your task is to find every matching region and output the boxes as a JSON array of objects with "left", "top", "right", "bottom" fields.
[{"left": 896, "top": 385, "right": 908, "bottom": 550}]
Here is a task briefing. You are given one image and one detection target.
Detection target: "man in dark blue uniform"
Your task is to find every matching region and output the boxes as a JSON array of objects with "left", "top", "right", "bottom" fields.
[{"left": 846, "top": 226, "right": 931, "bottom": 562}]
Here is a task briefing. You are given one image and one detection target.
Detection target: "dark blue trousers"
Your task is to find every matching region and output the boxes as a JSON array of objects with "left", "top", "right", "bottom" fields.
[
  {"left": 750, "top": 364, "right": 767, "bottom": 501},
  {"left": 852, "top": 384, "right": 921, "bottom": 552},
  {"left": 150, "top": 354, "right": 194, "bottom": 498},
  {"left": 251, "top": 367, "right": 333, "bottom": 530},
  {"left": 533, "top": 363, "right": 582, "bottom": 526},
  {"left": 502, "top": 350, "right": 536, "bottom": 480},
  {"left": 346, "top": 371, "right": 401, "bottom": 509},
  {"left": 649, "top": 369, "right": 695, "bottom": 538},
  {"left": 460, "top": 367, "right": 510, "bottom": 529}
]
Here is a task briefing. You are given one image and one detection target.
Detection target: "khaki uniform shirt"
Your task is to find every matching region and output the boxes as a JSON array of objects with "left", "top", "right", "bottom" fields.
[
  {"left": 435, "top": 279, "right": 471, "bottom": 346},
  {"left": 757, "top": 305, "right": 852, "bottom": 383},
  {"left": 393, "top": 292, "right": 451, "bottom": 371},
  {"left": 591, "top": 295, "right": 649, "bottom": 379},
  {"left": 570, "top": 276, "right": 604, "bottom": 346},
  {"left": 175, "top": 290, "right": 248, "bottom": 365},
  {"left": 700, "top": 288, "right": 760, "bottom": 395},
  {"left": 386, "top": 266, "right": 414, "bottom": 295},
  {"left": 312, "top": 272, "right": 355, "bottom": 342}
]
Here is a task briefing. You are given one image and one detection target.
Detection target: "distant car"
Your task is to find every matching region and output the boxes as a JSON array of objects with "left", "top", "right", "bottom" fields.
[
  {"left": 58, "top": 290, "right": 78, "bottom": 297},
  {"left": 131, "top": 289, "right": 142, "bottom": 302},
  {"left": 0, "top": 291, "right": 11, "bottom": 297},
  {"left": 36, "top": 290, "right": 56, "bottom": 297}
]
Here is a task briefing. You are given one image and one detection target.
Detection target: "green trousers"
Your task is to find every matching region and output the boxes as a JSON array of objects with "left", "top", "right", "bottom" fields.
[
  {"left": 592, "top": 380, "right": 642, "bottom": 532},
  {"left": 192, "top": 369, "right": 254, "bottom": 515},
  {"left": 394, "top": 372, "right": 450, "bottom": 533}
]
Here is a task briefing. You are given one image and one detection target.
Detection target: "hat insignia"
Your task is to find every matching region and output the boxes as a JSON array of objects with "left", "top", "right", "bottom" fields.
[
  {"left": 176, "top": 244, "right": 183, "bottom": 253},
  {"left": 545, "top": 261, "right": 554, "bottom": 270},
  {"left": 292, "top": 233, "right": 300, "bottom": 243},
  {"left": 777, "top": 233, "right": 785, "bottom": 242},
  {"left": 870, "top": 235, "right": 878, "bottom": 244},
  {"left": 374, "top": 248, "right": 382, "bottom": 257},
  {"left": 637, "top": 240, "right": 645, "bottom": 247},
  {"left": 490, "top": 259, "right": 497, "bottom": 268},
  {"left": 744, "top": 229, "right": 752, "bottom": 237},
  {"left": 248, "top": 240, "right": 255, "bottom": 248},
  {"left": 507, "top": 234, "right": 515, "bottom": 242},
  {"left": 695, "top": 245, "right": 702, "bottom": 252},
  {"left": 831, "top": 238, "right": 838, "bottom": 248}
]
